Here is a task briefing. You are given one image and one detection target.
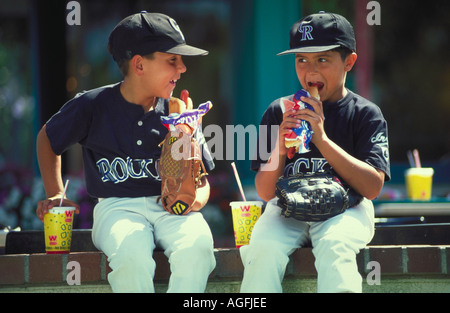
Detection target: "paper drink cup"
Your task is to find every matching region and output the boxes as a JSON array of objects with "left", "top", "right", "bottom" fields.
[
  {"left": 230, "top": 201, "right": 262, "bottom": 248},
  {"left": 405, "top": 168, "right": 434, "bottom": 201},
  {"left": 44, "top": 207, "right": 76, "bottom": 254}
]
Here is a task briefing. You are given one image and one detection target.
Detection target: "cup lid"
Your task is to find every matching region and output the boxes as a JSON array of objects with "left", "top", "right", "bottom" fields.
[
  {"left": 405, "top": 168, "right": 434, "bottom": 175},
  {"left": 48, "top": 207, "right": 76, "bottom": 213},
  {"left": 229, "top": 201, "right": 263, "bottom": 207}
]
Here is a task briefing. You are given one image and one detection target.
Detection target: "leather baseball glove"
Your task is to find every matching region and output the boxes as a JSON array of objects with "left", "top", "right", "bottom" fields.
[
  {"left": 275, "top": 170, "right": 362, "bottom": 222},
  {"left": 157, "top": 90, "right": 210, "bottom": 215},
  {"left": 158, "top": 130, "right": 208, "bottom": 215}
]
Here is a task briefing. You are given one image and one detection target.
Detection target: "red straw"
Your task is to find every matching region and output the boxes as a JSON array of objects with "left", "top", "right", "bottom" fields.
[{"left": 413, "top": 149, "right": 422, "bottom": 168}]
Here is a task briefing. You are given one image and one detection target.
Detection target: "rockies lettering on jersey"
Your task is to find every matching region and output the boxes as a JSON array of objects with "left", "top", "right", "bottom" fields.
[
  {"left": 284, "top": 157, "right": 329, "bottom": 177},
  {"left": 97, "top": 157, "right": 160, "bottom": 184}
]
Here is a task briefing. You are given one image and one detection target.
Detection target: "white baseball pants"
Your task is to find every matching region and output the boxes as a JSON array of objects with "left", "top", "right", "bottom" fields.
[
  {"left": 240, "top": 197, "right": 375, "bottom": 293},
  {"left": 92, "top": 196, "right": 215, "bottom": 293}
]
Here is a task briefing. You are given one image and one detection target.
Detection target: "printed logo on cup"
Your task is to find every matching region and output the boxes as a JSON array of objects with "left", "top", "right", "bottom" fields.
[
  {"left": 240, "top": 205, "right": 251, "bottom": 217},
  {"left": 48, "top": 235, "right": 58, "bottom": 246},
  {"left": 65, "top": 210, "right": 74, "bottom": 222}
]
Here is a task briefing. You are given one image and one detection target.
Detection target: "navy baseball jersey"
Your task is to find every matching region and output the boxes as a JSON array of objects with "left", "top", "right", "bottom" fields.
[
  {"left": 45, "top": 82, "right": 215, "bottom": 198},
  {"left": 252, "top": 89, "right": 391, "bottom": 181}
]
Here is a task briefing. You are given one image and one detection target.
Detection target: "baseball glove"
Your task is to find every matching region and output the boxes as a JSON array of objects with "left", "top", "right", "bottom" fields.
[
  {"left": 275, "top": 170, "right": 362, "bottom": 222},
  {"left": 158, "top": 130, "right": 208, "bottom": 215}
]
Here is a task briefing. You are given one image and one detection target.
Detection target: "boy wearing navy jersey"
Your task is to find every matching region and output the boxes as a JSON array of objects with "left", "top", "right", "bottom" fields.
[
  {"left": 240, "top": 12, "right": 390, "bottom": 293},
  {"left": 36, "top": 12, "right": 215, "bottom": 293}
]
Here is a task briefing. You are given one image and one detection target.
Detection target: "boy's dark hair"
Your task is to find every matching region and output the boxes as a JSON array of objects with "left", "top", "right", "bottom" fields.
[
  {"left": 116, "top": 59, "right": 130, "bottom": 77},
  {"left": 330, "top": 46, "right": 354, "bottom": 61}
]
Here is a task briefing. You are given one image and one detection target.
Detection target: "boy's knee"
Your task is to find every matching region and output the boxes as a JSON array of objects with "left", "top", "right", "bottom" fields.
[
  {"left": 171, "top": 235, "right": 216, "bottom": 269},
  {"left": 240, "top": 241, "right": 290, "bottom": 293},
  {"left": 313, "top": 236, "right": 362, "bottom": 292},
  {"left": 110, "top": 249, "right": 156, "bottom": 275},
  {"left": 313, "top": 234, "right": 359, "bottom": 260},
  {"left": 241, "top": 240, "right": 290, "bottom": 268},
  {"left": 193, "top": 236, "right": 216, "bottom": 267},
  {"left": 106, "top": 249, "right": 156, "bottom": 292}
]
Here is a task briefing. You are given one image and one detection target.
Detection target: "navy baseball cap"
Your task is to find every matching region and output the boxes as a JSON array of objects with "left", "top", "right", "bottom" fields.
[
  {"left": 277, "top": 11, "right": 356, "bottom": 55},
  {"left": 108, "top": 11, "right": 208, "bottom": 62}
]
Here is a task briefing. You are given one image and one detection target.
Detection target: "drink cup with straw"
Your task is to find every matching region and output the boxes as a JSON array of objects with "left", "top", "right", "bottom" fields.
[
  {"left": 43, "top": 180, "right": 76, "bottom": 254},
  {"left": 404, "top": 149, "right": 434, "bottom": 201},
  {"left": 229, "top": 162, "right": 262, "bottom": 248}
]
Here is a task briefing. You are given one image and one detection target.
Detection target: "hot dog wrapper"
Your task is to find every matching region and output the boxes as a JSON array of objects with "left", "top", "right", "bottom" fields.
[
  {"left": 280, "top": 89, "right": 315, "bottom": 154},
  {"left": 161, "top": 101, "right": 213, "bottom": 133}
]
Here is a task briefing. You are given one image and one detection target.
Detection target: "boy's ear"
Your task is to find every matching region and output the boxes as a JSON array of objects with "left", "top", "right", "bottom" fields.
[
  {"left": 131, "top": 55, "right": 144, "bottom": 76},
  {"left": 344, "top": 52, "right": 358, "bottom": 72}
]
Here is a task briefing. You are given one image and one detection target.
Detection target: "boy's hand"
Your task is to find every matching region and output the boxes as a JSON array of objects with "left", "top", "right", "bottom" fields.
[
  {"left": 36, "top": 197, "right": 80, "bottom": 222},
  {"left": 279, "top": 99, "right": 301, "bottom": 156},
  {"left": 297, "top": 95, "right": 326, "bottom": 145}
]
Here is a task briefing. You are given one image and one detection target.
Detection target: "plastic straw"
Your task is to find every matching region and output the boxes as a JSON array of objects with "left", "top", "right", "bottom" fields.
[
  {"left": 231, "top": 162, "right": 246, "bottom": 201},
  {"left": 407, "top": 150, "right": 415, "bottom": 168},
  {"left": 413, "top": 149, "right": 422, "bottom": 168},
  {"left": 59, "top": 179, "right": 70, "bottom": 207}
]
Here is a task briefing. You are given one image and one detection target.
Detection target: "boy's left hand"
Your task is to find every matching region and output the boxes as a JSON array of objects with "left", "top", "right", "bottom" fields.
[
  {"left": 297, "top": 95, "right": 326, "bottom": 145},
  {"left": 36, "top": 197, "right": 80, "bottom": 222}
]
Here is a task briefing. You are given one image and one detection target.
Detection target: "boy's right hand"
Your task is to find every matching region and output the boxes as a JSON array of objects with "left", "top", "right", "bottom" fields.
[
  {"left": 36, "top": 197, "right": 80, "bottom": 222},
  {"left": 279, "top": 99, "right": 301, "bottom": 156}
]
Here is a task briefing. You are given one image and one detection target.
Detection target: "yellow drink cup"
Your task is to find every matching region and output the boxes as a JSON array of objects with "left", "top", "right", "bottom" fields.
[
  {"left": 230, "top": 201, "right": 262, "bottom": 248},
  {"left": 405, "top": 168, "right": 434, "bottom": 201},
  {"left": 44, "top": 207, "right": 76, "bottom": 254}
]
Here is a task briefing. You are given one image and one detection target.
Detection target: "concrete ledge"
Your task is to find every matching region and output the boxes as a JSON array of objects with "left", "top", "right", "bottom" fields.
[
  {"left": 4, "top": 224, "right": 450, "bottom": 255},
  {"left": 1, "top": 246, "right": 449, "bottom": 293}
]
